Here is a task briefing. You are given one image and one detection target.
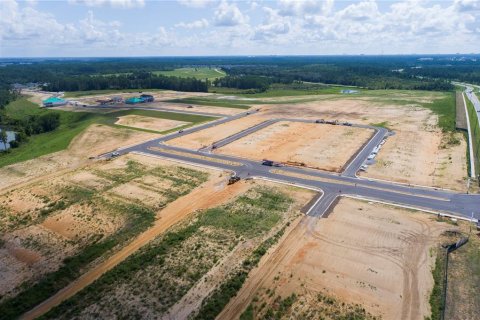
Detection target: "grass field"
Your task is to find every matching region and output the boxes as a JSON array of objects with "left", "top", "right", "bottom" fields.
[
  {"left": 209, "top": 83, "right": 361, "bottom": 98},
  {"left": 465, "top": 96, "right": 480, "bottom": 175},
  {"left": 153, "top": 67, "right": 226, "bottom": 80},
  {"left": 166, "top": 97, "right": 250, "bottom": 109},
  {"left": 0, "top": 98, "right": 216, "bottom": 168}
]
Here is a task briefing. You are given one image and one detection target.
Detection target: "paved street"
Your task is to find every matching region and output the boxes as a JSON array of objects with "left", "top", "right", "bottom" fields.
[{"left": 107, "top": 109, "right": 480, "bottom": 221}]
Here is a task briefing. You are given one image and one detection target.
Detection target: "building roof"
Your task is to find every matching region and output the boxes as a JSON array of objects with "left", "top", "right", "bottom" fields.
[
  {"left": 125, "top": 97, "right": 144, "bottom": 103},
  {"left": 43, "top": 97, "right": 66, "bottom": 104}
]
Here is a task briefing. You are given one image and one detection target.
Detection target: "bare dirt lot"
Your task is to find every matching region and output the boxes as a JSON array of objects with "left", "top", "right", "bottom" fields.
[
  {"left": 167, "top": 114, "right": 268, "bottom": 150},
  {"left": 217, "top": 121, "right": 373, "bottom": 172},
  {"left": 258, "top": 93, "right": 468, "bottom": 190},
  {"left": 219, "top": 198, "right": 450, "bottom": 320},
  {"left": 115, "top": 115, "right": 189, "bottom": 132},
  {"left": 0, "top": 124, "right": 159, "bottom": 192},
  {"left": 0, "top": 153, "right": 213, "bottom": 304}
]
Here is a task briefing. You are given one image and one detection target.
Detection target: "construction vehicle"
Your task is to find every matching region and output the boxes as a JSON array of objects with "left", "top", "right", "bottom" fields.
[
  {"left": 325, "top": 120, "right": 339, "bottom": 125},
  {"left": 262, "top": 159, "right": 283, "bottom": 167},
  {"left": 228, "top": 174, "right": 240, "bottom": 185}
]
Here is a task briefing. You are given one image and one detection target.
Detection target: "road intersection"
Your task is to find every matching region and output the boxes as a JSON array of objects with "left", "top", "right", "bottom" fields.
[{"left": 109, "top": 108, "right": 480, "bottom": 221}]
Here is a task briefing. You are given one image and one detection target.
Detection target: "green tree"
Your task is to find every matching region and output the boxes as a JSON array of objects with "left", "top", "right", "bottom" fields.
[{"left": 0, "top": 129, "right": 8, "bottom": 150}]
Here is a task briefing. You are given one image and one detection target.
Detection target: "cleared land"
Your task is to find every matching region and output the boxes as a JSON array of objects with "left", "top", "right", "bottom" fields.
[
  {"left": 115, "top": 115, "right": 189, "bottom": 132},
  {"left": 167, "top": 115, "right": 268, "bottom": 150},
  {"left": 219, "top": 198, "right": 450, "bottom": 320},
  {"left": 153, "top": 67, "right": 226, "bottom": 80},
  {"left": 257, "top": 92, "right": 468, "bottom": 190},
  {"left": 0, "top": 153, "right": 216, "bottom": 319},
  {"left": 32, "top": 181, "right": 314, "bottom": 320},
  {"left": 217, "top": 121, "right": 373, "bottom": 172},
  {"left": 0, "top": 124, "right": 159, "bottom": 192}
]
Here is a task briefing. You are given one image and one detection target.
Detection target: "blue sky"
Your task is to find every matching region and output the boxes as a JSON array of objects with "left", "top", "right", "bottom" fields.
[{"left": 1, "top": 0, "right": 479, "bottom": 57}]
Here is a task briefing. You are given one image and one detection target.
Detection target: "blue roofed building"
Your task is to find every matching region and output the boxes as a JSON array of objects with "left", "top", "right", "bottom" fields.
[{"left": 42, "top": 97, "right": 67, "bottom": 107}]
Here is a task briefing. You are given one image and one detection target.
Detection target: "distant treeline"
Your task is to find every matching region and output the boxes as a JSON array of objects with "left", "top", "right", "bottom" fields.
[
  {"left": 1, "top": 55, "right": 480, "bottom": 94},
  {"left": 44, "top": 72, "right": 208, "bottom": 93},
  {"left": 224, "top": 64, "right": 454, "bottom": 91}
]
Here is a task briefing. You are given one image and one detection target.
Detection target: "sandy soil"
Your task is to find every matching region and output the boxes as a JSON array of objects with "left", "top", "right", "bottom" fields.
[
  {"left": 115, "top": 115, "right": 189, "bottom": 132},
  {"left": 166, "top": 115, "right": 268, "bottom": 150},
  {"left": 159, "top": 103, "right": 245, "bottom": 116},
  {"left": 20, "top": 173, "right": 251, "bottom": 320},
  {"left": 219, "top": 198, "right": 450, "bottom": 320},
  {"left": 163, "top": 183, "right": 314, "bottom": 320},
  {"left": 0, "top": 124, "right": 159, "bottom": 192},
  {"left": 218, "top": 121, "right": 373, "bottom": 172},
  {"left": 360, "top": 131, "right": 468, "bottom": 191},
  {"left": 258, "top": 95, "right": 468, "bottom": 189}
]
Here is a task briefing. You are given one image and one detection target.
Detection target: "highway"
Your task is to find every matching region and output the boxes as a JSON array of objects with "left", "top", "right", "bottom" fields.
[{"left": 109, "top": 110, "right": 480, "bottom": 221}]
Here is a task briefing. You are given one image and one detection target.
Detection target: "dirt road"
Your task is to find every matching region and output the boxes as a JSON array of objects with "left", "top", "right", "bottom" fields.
[
  {"left": 218, "top": 198, "right": 449, "bottom": 320},
  {"left": 20, "top": 175, "right": 251, "bottom": 320}
]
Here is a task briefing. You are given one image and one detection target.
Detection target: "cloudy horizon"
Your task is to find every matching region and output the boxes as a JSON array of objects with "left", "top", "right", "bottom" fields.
[{"left": 1, "top": 0, "right": 480, "bottom": 57}]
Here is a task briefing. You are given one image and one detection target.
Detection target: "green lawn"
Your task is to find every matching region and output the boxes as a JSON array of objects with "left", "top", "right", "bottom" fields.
[
  {"left": 0, "top": 98, "right": 216, "bottom": 168},
  {"left": 153, "top": 67, "right": 226, "bottom": 80}
]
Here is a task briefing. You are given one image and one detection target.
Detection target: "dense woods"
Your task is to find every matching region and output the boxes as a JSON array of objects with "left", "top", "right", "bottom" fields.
[
  {"left": 2, "top": 55, "right": 479, "bottom": 94},
  {"left": 44, "top": 72, "right": 208, "bottom": 93}
]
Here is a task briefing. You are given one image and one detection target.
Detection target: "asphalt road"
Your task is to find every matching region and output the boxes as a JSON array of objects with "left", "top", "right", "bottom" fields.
[{"left": 108, "top": 107, "right": 480, "bottom": 221}]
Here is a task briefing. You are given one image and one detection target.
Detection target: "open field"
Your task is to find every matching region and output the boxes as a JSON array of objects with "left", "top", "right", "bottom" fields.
[
  {"left": 115, "top": 115, "right": 189, "bottom": 132},
  {"left": 217, "top": 121, "right": 374, "bottom": 172},
  {"left": 153, "top": 67, "right": 226, "bottom": 80},
  {"left": 32, "top": 181, "right": 314, "bottom": 320},
  {"left": 0, "top": 153, "right": 215, "bottom": 319},
  {"left": 0, "top": 97, "right": 215, "bottom": 168},
  {"left": 167, "top": 114, "right": 268, "bottom": 150},
  {"left": 0, "top": 124, "right": 159, "bottom": 191},
  {"left": 218, "top": 198, "right": 451, "bottom": 320}
]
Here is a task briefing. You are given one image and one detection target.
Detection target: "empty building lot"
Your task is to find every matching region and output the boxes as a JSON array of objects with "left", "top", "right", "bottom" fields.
[
  {"left": 166, "top": 115, "right": 268, "bottom": 150},
  {"left": 115, "top": 115, "right": 190, "bottom": 132},
  {"left": 216, "top": 121, "right": 373, "bottom": 172},
  {"left": 219, "top": 198, "right": 451, "bottom": 320}
]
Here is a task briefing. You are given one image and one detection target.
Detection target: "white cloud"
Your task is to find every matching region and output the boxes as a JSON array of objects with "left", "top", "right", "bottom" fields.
[
  {"left": 278, "top": 0, "right": 334, "bottom": 16},
  {"left": 68, "top": 0, "right": 145, "bottom": 8},
  {"left": 253, "top": 7, "right": 290, "bottom": 40},
  {"left": 177, "top": 0, "right": 214, "bottom": 8},
  {"left": 175, "top": 18, "right": 209, "bottom": 29},
  {"left": 214, "top": 0, "right": 249, "bottom": 26},
  {"left": 454, "top": 0, "right": 480, "bottom": 11}
]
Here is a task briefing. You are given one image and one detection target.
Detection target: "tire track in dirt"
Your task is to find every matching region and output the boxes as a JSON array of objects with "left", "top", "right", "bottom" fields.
[{"left": 20, "top": 176, "right": 251, "bottom": 320}]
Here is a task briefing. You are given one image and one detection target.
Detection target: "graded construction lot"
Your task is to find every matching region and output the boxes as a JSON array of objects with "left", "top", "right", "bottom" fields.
[
  {"left": 218, "top": 198, "right": 450, "bottom": 320},
  {"left": 114, "top": 115, "right": 190, "bottom": 132},
  {"left": 217, "top": 121, "right": 374, "bottom": 172},
  {"left": 0, "top": 124, "right": 159, "bottom": 192},
  {"left": 27, "top": 180, "right": 314, "bottom": 320},
  {"left": 258, "top": 92, "right": 468, "bottom": 190},
  {"left": 167, "top": 114, "right": 268, "bottom": 150},
  {"left": 0, "top": 153, "right": 222, "bottom": 319}
]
